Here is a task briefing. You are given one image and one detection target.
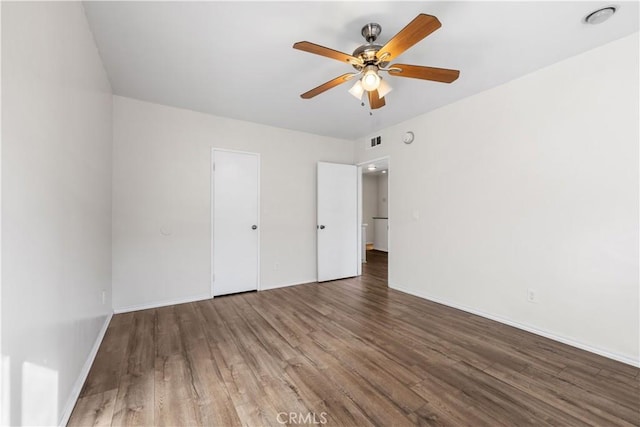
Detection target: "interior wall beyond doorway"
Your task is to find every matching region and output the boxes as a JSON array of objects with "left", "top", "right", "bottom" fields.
[
  {"left": 377, "top": 174, "right": 388, "bottom": 217},
  {"left": 362, "top": 174, "right": 378, "bottom": 245}
]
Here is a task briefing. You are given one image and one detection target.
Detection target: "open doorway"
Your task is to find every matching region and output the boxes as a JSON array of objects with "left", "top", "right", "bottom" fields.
[{"left": 359, "top": 157, "right": 389, "bottom": 282}]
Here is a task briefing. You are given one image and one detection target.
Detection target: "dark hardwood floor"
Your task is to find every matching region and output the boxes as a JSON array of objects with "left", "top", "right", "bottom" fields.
[{"left": 70, "top": 250, "right": 639, "bottom": 426}]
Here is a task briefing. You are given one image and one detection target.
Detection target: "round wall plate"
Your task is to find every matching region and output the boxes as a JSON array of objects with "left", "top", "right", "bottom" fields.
[{"left": 403, "top": 131, "right": 415, "bottom": 144}]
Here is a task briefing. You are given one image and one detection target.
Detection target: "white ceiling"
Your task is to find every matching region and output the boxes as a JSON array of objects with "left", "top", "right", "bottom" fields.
[{"left": 83, "top": 1, "right": 639, "bottom": 140}]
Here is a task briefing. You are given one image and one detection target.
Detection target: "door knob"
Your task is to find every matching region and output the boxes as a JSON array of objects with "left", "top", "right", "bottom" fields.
[
  {"left": 252, "top": 225, "right": 257, "bottom": 230},
  {"left": 319, "top": 225, "right": 326, "bottom": 230}
]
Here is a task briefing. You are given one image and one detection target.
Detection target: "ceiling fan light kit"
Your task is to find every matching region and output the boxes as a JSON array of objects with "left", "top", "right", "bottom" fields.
[{"left": 293, "top": 13, "right": 460, "bottom": 110}]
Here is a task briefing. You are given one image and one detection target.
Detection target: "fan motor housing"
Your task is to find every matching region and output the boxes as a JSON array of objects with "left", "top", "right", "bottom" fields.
[{"left": 352, "top": 43, "right": 389, "bottom": 69}]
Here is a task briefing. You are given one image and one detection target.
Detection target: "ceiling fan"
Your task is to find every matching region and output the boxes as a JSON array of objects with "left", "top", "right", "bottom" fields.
[{"left": 293, "top": 14, "right": 460, "bottom": 110}]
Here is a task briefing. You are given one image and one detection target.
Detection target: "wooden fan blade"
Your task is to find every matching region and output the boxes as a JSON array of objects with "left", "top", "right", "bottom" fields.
[
  {"left": 388, "top": 64, "right": 460, "bottom": 83},
  {"left": 293, "top": 41, "right": 361, "bottom": 65},
  {"left": 378, "top": 14, "right": 441, "bottom": 62},
  {"left": 367, "top": 90, "right": 386, "bottom": 110},
  {"left": 300, "top": 73, "right": 356, "bottom": 99}
]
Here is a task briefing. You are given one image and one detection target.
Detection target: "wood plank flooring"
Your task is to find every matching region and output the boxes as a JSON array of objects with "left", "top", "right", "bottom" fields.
[{"left": 70, "top": 250, "right": 640, "bottom": 426}]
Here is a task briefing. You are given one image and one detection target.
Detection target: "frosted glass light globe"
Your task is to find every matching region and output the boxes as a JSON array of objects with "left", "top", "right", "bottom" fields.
[{"left": 361, "top": 66, "right": 380, "bottom": 91}]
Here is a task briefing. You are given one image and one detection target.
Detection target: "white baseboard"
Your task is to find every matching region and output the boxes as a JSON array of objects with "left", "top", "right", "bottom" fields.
[
  {"left": 113, "top": 293, "right": 212, "bottom": 314},
  {"left": 390, "top": 283, "right": 640, "bottom": 368},
  {"left": 260, "top": 278, "right": 317, "bottom": 291},
  {"left": 58, "top": 311, "right": 113, "bottom": 426},
  {"left": 113, "top": 283, "right": 321, "bottom": 313}
]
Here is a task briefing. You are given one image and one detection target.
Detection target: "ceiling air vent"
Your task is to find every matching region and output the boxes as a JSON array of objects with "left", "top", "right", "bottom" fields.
[{"left": 368, "top": 136, "right": 382, "bottom": 149}]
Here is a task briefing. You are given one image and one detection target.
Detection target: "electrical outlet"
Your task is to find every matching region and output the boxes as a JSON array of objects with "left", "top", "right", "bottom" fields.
[
  {"left": 527, "top": 289, "right": 537, "bottom": 303},
  {"left": 101, "top": 290, "right": 106, "bottom": 305},
  {"left": 274, "top": 262, "right": 279, "bottom": 271}
]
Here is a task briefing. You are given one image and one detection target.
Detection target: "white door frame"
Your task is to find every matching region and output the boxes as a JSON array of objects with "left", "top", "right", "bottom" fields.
[
  {"left": 356, "top": 155, "right": 390, "bottom": 278},
  {"left": 357, "top": 165, "right": 363, "bottom": 275},
  {"left": 210, "top": 148, "right": 261, "bottom": 298}
]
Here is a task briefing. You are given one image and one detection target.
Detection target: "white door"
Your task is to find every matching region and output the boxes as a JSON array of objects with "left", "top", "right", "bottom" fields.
[
  {"left": 317, "top": 162, "right": 358, "bottom": 282},
  {"left": 212, "top": 150, "right": 259, "bottom": 296}
]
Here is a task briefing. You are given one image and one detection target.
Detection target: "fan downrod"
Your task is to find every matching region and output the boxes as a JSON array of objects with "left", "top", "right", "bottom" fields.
[{"left": 361, "top": 23, "right": 381, "bottom": 42}]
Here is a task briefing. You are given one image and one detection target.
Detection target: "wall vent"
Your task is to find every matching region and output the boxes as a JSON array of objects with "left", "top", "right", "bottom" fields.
[{"left": 368, "top": 136, "right": 382, "bottom": 149}]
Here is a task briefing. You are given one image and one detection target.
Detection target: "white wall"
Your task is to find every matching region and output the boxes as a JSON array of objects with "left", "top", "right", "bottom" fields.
[
  {"left": 362, "top": 174, "right": 378, "bottom": 244},
  {"left": 355, "top": 33, "right": 639, "bottom": 365},
  {"left": 112, "top": 96, "right": 354, "bottom": 311},
  {"left": 377, "top": 173, "right": 389, "bottom": 218},
  {"left": 1, "top": 2, "right": 113, "bottom": 425}
]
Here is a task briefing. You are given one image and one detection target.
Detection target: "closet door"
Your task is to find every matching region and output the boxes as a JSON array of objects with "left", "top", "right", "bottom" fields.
[
  {"left": 317, "top": 162, "right": 358, "bottom": 282},
  {"left": 212, "top": 150, "right": 259, "bottom": 296}
]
